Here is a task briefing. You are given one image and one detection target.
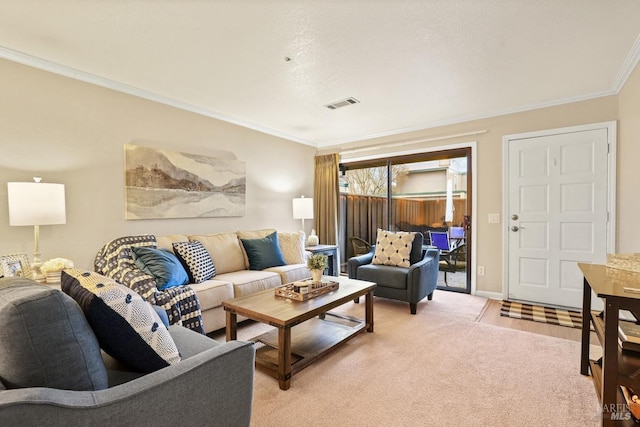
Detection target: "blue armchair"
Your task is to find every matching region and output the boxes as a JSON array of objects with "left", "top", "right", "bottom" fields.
[{"left": 347, "top": 232, "right": 439, "bottom": 314}]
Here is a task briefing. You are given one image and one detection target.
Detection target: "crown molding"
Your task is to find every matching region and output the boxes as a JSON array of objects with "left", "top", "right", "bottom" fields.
[
  {"left": 0, "top": 46, "right": 316, "bottom": 147},
  {"left": 612, "top": 34, "right": 640, "bottom": 93}
]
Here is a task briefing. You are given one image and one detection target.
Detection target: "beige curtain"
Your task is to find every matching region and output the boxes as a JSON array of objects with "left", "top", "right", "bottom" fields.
[{"left": 314, "top": 153, "right": 340, "bottom": 245}]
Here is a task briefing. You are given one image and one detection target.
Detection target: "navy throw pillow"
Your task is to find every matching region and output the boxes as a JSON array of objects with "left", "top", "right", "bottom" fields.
[
  {"left": 61, "top": 269, "right": 181, "bottom": 373},
  {"left": 241, "top": 231, "right": 286, "bottom": 270},
  {"left": 131, "top": 246, "right": 189, "bottom": 290}
]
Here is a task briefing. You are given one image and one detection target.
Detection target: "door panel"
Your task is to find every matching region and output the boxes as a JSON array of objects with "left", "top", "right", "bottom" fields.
[{"left": 507, "top": 128, "right": 608, "bottom": 308}]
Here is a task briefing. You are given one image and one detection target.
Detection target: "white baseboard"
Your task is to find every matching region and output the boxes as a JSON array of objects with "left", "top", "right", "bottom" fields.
[{"left": 473, "top": 290, "right": 503, "bottom": 300}]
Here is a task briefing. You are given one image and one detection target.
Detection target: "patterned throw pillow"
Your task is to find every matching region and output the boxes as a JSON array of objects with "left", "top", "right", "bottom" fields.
[
  {"left": 61, "top": 269, "right": 181, "bottom": 373},
  {"left": 172, "top": 240, "right": 216, "bottom": 283},
  {"left": 372, "top": 229, "right": 416, "bottom": 268}
]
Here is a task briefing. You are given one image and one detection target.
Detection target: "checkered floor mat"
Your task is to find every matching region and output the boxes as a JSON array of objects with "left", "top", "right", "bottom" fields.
[{"left": 500, "top": 300, "right": 583, "bottom": 329}]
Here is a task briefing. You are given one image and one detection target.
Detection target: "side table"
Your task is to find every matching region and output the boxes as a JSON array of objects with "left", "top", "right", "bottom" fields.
[{"left": 305, "top": 244, "right": 339, "bottom": 276}]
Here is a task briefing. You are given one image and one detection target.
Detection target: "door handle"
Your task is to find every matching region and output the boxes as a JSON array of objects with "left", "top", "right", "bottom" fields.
[
  {"left": 511, "top": 226, "right": 525, "bottom": 232},
  {"left": 511, "top": 214, "right": 519, "bottom": 220}
]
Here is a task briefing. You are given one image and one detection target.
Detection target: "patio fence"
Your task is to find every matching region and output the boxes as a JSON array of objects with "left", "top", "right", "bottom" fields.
[{"left": 339, "top": 193, "right": 466, "bottom": 267}]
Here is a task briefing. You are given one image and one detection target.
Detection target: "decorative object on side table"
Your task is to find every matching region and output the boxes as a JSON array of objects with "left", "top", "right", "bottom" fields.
[
  {"left": 606, "top": 253, "right": 640, "bottom": 273},
  {"left": 307, "top": 228, "right": 319, "bottom": 246},
  {"left": 40, "top": 257, "right": 74, "bottom": 284},
  {"left": 307, "top": 253, "right": 328, "bottom": 283},
  {"left": 0, "top": 253, "right": 33, "bottom": 279}
]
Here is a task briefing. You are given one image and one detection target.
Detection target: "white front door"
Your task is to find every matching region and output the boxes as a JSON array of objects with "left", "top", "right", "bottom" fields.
[{"left": 505, "top": 125, "right": 613, "bottom": 308}]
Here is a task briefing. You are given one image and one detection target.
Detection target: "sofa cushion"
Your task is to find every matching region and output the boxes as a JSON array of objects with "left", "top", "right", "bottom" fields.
[
  {"left": 62, "top": 269, "right": 181, "bottom": 373},
  {"left": 266, "top": 264, "right": 310, "bottom": 284},
  {"left": 131, "top": 246, "right": 189, "bottom": 290},
  {"left": 357, "top": 263, "right": 409, "bottom": 289},
  {"left": 215, "top": 270, "right": 282, "bottom": 297},
  {"left": 172, "top": 240, "right": 216, "bottom": 283},
  {"left": 277, "top": 231, "right": 306, "bottom": 264},
  {"left": 156, "top": 234, "right": 189, "bottom": 253},
  {"left": 0, "top": 277, "right": 108, "bottom": 391},
  {"left": 188, "top": 279, "right": 234, "bottom": 311},
  {"left": 372, "top": 229, "right": 415, "bottom": 268},
  {"left": 190, "top": 232, "right": 246, "bottom": 274},
  {"left": 241, "top": 231, "right": 286, "bottom": 270}
]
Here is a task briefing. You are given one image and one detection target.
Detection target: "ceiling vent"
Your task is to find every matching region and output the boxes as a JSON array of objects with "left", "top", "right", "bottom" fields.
[{"left": 324, "top": 97, "right": 360, "bottom": 110}]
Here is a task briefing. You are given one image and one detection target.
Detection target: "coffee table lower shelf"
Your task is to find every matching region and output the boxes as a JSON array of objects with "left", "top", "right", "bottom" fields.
[{"left": 252, "top": 312, "right": 366, "bottom": 380}]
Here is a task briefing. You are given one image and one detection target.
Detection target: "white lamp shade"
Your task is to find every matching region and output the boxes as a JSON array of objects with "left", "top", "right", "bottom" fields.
[
  {"left": 292, "top": 197, "right": 313, "bottom": 219},
  {"left": 7, "top": 182, "right": 66, "bottom": 226}
]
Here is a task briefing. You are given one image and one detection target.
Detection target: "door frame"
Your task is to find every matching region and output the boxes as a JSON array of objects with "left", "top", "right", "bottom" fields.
[
  {"left": 501, "top": 121, "right": 617, "bottom": 303},
  {"left": 340, "top": 141, "right": 478, "bottom": 294}
]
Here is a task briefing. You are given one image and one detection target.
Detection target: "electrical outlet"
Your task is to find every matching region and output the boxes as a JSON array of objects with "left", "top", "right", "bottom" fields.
[{"left": 477, "top": 266, "right": 485, "bottom": 276}]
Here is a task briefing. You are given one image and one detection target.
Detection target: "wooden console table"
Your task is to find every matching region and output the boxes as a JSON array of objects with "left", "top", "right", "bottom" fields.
[{"left": 580, "top": 263, "right": 640, "bottom": 426}]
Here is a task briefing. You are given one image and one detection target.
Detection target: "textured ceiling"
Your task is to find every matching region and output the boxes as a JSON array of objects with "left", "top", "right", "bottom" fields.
[{"left": 1, "top": 1, "right": 639, "bottom": 147}]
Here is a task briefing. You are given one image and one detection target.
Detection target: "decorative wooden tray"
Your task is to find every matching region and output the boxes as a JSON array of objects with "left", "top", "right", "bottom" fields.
[{"left": 275, "top": 279, "right": 339, "bottom": 301}]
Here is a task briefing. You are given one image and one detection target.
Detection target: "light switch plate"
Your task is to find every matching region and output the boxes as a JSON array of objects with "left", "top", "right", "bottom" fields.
[{"left": 488, "top": 213, "right": 501, "bottom": 223}]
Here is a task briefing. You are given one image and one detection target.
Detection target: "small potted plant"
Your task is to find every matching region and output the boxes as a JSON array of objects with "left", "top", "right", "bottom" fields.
[{"left": 307, "top": 253, "right": 328, "bottom": 284}]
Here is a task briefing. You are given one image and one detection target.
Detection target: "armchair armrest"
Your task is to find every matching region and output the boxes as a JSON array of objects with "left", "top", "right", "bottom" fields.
[
  {"left": 0, "top": 340, "right": 256, "bottom": 427},
  {"left": 407, "top": 248, "right": 440, "bottom": 302},
  {"left": 347, "top": 247, "right": 375, "bottom": 278}
]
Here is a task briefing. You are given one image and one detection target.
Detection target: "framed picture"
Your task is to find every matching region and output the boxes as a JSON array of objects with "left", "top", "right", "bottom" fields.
[
  {"left": 124, "top": 144, "right": 246, "bottom": 219},
  {"left": 0, "top": 253, "right": 33, "bottom": 279}
]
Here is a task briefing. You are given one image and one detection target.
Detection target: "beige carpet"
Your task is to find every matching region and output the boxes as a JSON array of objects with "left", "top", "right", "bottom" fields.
[{"left": 215, "top": 292, "right": 600, "bottom": 427}]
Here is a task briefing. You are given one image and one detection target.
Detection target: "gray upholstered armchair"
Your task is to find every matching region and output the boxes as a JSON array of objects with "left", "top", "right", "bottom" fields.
[
  {"left": 0, "top": 277, "right": 255, "bottom": 427},
  {"left": 348, "top": 231, "right": 439, "bottom": 314}
]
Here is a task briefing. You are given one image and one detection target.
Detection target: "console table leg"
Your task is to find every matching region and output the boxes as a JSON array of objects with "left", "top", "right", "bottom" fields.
[
  {"left": 278, "top": 327, "right": 292, "bottom": 390},
  {"left": 580, "top": 278, "right": 591, "bottom": 376},
  {"left": 602, "top": 300, "right": 620, "bottom": 426}
]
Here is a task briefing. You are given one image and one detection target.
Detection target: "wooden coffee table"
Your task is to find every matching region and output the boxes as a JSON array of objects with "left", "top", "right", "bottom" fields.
[{"left": 222, "top": 276, "right": 376, "bottom": 390}]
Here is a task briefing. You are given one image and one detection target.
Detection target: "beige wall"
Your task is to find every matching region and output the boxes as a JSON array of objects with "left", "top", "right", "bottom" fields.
[
  {"left": 617, "top": 63, "right": 640, "bottom": 253},
  {"left": 330, "top": 94, "right": 623, "bottom": 295},
  {"left": 0, "top": 59, "right": 317, "bottom": 270}
]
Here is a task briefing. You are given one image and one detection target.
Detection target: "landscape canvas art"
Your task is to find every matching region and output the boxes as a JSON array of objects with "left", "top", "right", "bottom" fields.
[{"left": 124, "top": 144, "right": 246, "bottom": 219}]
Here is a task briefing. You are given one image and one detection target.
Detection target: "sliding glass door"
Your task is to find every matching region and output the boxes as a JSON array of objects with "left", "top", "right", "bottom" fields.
[{"left": 339, "top": 148, "right": 471, "bottom": 293}]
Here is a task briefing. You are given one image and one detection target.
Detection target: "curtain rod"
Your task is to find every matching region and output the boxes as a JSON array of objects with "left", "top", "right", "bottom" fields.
[{"left": 340, "top": 129, "right": 487, "bottom": 155}]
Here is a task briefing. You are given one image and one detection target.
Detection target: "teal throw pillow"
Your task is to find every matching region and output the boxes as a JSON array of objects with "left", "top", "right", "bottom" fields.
[
  {"left": 241, "top": 231, "right": 286, "bottom": 270},
  {"left": 131, "top": 246, "right": 189, "bottom": 290}
]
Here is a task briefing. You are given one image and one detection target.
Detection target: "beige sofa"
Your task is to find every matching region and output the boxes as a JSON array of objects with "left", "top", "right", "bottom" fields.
[{"left": 95, "top": 229, "right": 310, "bottom": 334}]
